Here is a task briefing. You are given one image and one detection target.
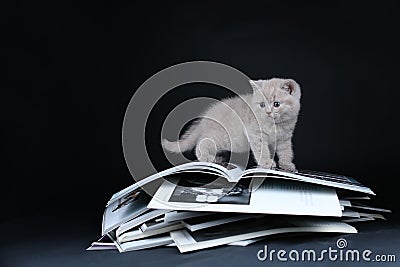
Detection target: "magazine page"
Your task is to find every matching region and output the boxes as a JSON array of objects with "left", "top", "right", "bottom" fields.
[
  {"left": 140, "top": 220, "right": 182, "bottom": 233},
  {"left": 116, "top": 209, "right": 170, "bottom": 236},
  {"left": 344, "top": 196, "right": 371, "bottom": 200},
  {"left": 170, "top": 217, "right": 357, "bottom": 253},
  {"left": 342, "top": 217, "right": 375, "bottom": 223},
  {"left": 102, "top": 189, "right": 150, "bottom": 235},
  {"left": 339, "top": 200, "right": 352, "bottom": 207},
  {"left": 117, "top": 223, "right": 184, "bottom": 243},
  {"left": 86, "top": 243, "right": 117, "bottom": 251},
  {"left": 227, "top": 238, "right": 264, "bottom": 247},
  {"left": 359, "top": 213, "right": 387, "bottom": 220},
  {"left": 119, "top": 236, "right": 173, "bottom": 252},
  {"left": 341, "top": 209, "right": 360, "bottom": 218},
  {"left": 107, "top": 162, "right": 241, "bottom": 205},
  {"left": 181, "top": 213, "right": 263, "bottom": 232},
  {"left": 241, "top": 168, "right": 374, "bottom": 195},
  {"left": 164, "top": 211, "right": 213, "bottom": 223},
  {"left": 148, "top": 177, "right": 342, "bottom": 217},
  {"left": 86, "top": 235, "right": 117, "bottom": 251},
  {"left": 350, "top": 203, "right": 392, "bottom": 213}
]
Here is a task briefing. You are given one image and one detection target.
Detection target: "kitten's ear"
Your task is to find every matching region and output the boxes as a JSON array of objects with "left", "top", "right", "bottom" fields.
[
  {"left": 282, "top": 79, "right": 300, "bottom": 97},
  {"left": 249, "top": 80, "right": 264, "bottom": 92}
]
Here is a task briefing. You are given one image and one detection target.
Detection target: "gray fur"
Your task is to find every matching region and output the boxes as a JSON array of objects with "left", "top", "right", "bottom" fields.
[{"left": 162, "top": 78, "right": 301, "bottom": 171}]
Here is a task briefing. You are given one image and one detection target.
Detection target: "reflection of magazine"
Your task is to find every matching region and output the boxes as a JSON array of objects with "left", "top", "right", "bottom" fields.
[
  {"left": 170, "top": 217, "right": 357, "bottom": 253},
  {"left": 107, "top": 162, "right": 374, "bottom": 207}
]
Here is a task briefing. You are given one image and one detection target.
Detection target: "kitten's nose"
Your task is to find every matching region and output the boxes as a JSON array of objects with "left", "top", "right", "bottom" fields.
[{"left": 266, "top": 111, "right": 272, "bottom": 116}]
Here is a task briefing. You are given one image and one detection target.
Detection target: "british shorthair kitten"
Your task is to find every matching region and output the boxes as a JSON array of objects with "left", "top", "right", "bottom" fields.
[{"left": 162, "top": 78, "right": 301, "bottom": 171}]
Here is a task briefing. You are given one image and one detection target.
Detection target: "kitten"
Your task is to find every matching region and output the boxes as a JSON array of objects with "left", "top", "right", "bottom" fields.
[{"left": 162, "top": 78, "right": 301, "bottom": 171}]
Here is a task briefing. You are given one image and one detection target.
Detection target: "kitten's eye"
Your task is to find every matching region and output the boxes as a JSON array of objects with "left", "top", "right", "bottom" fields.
[
  {"left": 259, "top": 102, "right": 265, "bottom": 108},
  {"left": 273, "top": 101, "right": 281, "bottom": 107}
]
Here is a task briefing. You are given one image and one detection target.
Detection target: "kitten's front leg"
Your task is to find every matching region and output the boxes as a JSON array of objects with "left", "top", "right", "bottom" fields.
[
  {"left": 276, "top": 138, "right": 296, "bottom": 172},
  {"left": 248, "top": 133, "right": 275, "bottom": 168}
]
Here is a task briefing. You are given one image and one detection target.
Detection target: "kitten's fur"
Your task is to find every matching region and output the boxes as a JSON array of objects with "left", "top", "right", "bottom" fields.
[{"left": 162, "top": 78, "right": 301, "bottom": 171}]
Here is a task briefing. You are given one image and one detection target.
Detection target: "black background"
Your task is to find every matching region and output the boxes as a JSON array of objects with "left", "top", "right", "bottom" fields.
[{"left": 2, "top": 1, "right": 400, "bottom": 263}]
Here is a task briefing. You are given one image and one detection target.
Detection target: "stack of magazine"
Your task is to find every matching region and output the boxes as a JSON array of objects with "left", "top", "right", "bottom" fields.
[{"left": 87, "top": 162, "right": 390, "bottom": 253}]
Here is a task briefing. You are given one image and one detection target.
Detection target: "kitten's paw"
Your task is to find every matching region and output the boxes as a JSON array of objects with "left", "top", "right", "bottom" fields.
[
  {"left": 198, "top": 154, "right": 216, "bottom": 163},
  {"left": 279, "top": 162, "right": 296, "bottom": 172},
  {"left": 259, "top": 160, "right": 276, "bottom": 169}
]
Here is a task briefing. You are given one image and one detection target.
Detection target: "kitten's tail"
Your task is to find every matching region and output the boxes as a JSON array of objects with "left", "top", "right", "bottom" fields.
[{"left": 161, "top": 122, "right": 200, "bottom": 153}]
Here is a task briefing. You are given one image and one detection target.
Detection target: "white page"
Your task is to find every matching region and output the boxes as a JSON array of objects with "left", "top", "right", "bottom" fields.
[
  {"left": 248, "top": 180, "right": 342, "bottom": 216},
  {"left": 228, "top": 238, "right": 264, "bottom": 247},
  {"left": 149, "top": 178, "right": 342, "bottom": 217},
  {"left": 119, "top": 236, "right": 173, "bottom": 252},
  {"left": 344, "top": 196, "right": 371, "bottom": 200},
  {"left": 182, "top": 214, "right": 263, "bottom": 232},
  {"left": 241, "top": 168, "right": 374, "bottom": 195},
  {"left": 140, "top": 221, "right": 181, "bottom": 233},
  {"left": 343, "top": 217, "right": 375, "bottom": 223},
  {"left": 91, "top": 242, "right": 116, "bottom": 246},
  {"left": 118, "top": 223, "right": 184, "bottom": 243},
  {"left": 164, "top": 211, "right": 213, "bottom": 223},
  {"left": 342, "top": 209, "right": 360, "bottom": 218},
  {"left": 86, "top": 243, "right": 118, "bottom": 251},
  {"left": 171, "top": 218, "right": 357, "bottom": 253},
  {"left": 87, "top": 235, "right": 117, "bottom": 250},
  {"left": 351, "top": 204, "right": 391, "bottom": 213}
]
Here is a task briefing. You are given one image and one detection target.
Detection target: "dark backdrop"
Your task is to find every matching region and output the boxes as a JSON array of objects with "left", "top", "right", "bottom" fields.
[{"left": 2, "top": 0, "right": 400, "bottom": 228}]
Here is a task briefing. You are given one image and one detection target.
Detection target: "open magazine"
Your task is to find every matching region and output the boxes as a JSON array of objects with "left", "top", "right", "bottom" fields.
[
  {"left": 108, "top": 161, "right": 374, "bottom": 207},
  {"left": 89, "top": 160, "right": 389, "bottom": 253}
]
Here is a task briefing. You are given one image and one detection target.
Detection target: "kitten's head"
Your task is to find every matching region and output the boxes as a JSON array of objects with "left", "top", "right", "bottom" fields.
[{"left": 250, "top": 78, "right": 301, "bottom": 123}]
